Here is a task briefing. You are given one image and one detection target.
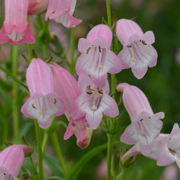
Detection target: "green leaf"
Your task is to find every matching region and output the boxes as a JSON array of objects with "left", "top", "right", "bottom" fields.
[
  {"left": 0, "top": 65, "right": 29, "bottom": 92},
  {"left": 48, "top": 177, "right": 65, "bottom": 180},
  {"left": 43, "top": 154, "right": 63, "bottom": 177},
  {"left": 67, "top": 141, "right": 122, "bottom": 180}
]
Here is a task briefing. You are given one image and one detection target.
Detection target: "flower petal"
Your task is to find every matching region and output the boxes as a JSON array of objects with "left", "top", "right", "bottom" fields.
[
  {"left": 86, "top": 109, "right": 103, "bottom": 129},
  {"left": 101, "top": 94, "right": 119, "bottom": 117},
  {"left": 157, "top": 144, "right": 175, "bottom": 166},
  {"left": 141, "top": 31, "right": 155, "bottom": 44}
]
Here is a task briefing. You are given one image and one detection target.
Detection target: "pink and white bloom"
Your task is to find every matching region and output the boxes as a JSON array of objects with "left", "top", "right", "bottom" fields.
[
  {"left": 21, "top": 59, "right": 66, "bottom": 129},
  {"left": 45, "top": 0, "right": 82, "bottom": 28},
  {"left": 117, "top": 83, "right": 164, "bottom": 155},
  {"left": 51, "top": 63, "right": 89, "bottom": 142},
  {"left": 0, "top": 145, "right": 32, "bottom": 180},
  {"left": 73, "top": 75, "right": 119, "bottom": 129},
  {"left": 157, "top": 123, "right": 180, "bottom": 169},
  {"left": 0, "top": 0, "right": 35, "bottom": 45},
  {"left": 116, "top": 19, "right": 157, "bottom": 79},
  {"left": 76, "top": 24, "right": 122, "bottom": 88},
  {"left": 121, "top": 134, "right": 169, "bottom": 167},
  {"left": 28, "top": 0, "right": 50, "bottom": 15}
]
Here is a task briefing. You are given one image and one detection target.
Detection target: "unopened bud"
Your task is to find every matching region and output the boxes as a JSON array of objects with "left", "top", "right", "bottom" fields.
[
  {"left": 77, "top": 128, "right": 93, "bottom": 149},
  {"left": 120, "top": 145, "right": 141, "bottom": 168}
]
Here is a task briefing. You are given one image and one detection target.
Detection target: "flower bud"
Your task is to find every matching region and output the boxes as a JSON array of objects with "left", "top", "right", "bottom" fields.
[{"left": 28, "top": 0, "right": 50, "bottom": 15}]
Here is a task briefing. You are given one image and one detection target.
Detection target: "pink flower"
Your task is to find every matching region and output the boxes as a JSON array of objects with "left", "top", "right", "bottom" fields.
[
  {"left": 73, "top": 75, "right": 119, "bottom": 129},
  {"left": 51, "top": 63, "right": 89, "bottom": 141},
  {"left": 21, "top": 59, "right": 66, "bottom": 129},
  {"left": 0, "top": 145, "right": 32, "bottom": 179},
  {"left": 45, "top": 0, "right": 82, "bottom": 28},
  {"left": 157, "top": 123, "right": 180, "bottom": 169},
  {"left": 116, "top": 19, "right": 157, "bottom": 79},
  {"left": 0, "top": 0, "right": 35, "bottom": 45},
  {"left": 76, "top": 24, "right": 122, "bottom": 88},
  {"left": 117, "top": 83, "right": 164, "bottom": 155},
  {"left": 28, "top": 0, "right": 50, "bottom": 15},
  {"left": 121, "top": 134, "right": 169, "bottom": 167}
]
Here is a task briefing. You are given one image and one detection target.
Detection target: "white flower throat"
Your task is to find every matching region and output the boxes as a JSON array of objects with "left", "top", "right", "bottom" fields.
[
  {"left": 127, "top": 40, "right": 147, "bottom": 62},
  {"left": 86, "top": 45, "right": 104, "bottom": 69},
  {"left": 86, "top": 85, "right": 103, "bottom": 110}
]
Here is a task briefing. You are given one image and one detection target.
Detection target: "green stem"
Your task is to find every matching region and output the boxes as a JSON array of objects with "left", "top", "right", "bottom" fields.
[
  {"left": 106, "top": 0, "right": 112, "bottom": 27},
  {"left": 51, "top": 131, "right": 68, "bottom": 178},
  {"left": 119, "top": 168, "right": 125, "bottom": 180},
  {"left": 107, "top": 134, "right": 114, "bottom": 180},
  {"left": 68, "top": 142, "right": 121, "bottom": 180},
  {"left": 70, "top": 28, "right": 75, "bottom": 74},
  {"left": 3, "top": 117, "right": 8, "bottom": 143},
  {"left": 113, "top": 175, "right": 117, "bottom": 180},
  {"left": 34, "top": 120, "right": 43, "bottom": 180},
  {"left": 28, "top": 44, "right": 33, "bottom": 60},
  {"left": 43, "top": 46, "right": 48, "bottom": 56},
  {"left": 12, "top": 45, "right": 19, "bottom": 143},
  {"left": 42, "top": 133, "right": 48, "bottom": 156}
]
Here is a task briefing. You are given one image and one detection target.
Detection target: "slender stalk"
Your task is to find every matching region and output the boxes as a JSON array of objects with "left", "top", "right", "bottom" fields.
[
  {"left": 42, "top": 133, "right": 48, "bottom": 156},
  {"left": 51, "top": 131, "right": 68, "bottom": 178},
  {"left": 28, "top": 44, "right": 33, "bottom": 59},
  {"left": 30, "top": 157, "right": 38, "bottom": 175},
  {"left": 107, "top": 134, "right": 114, "bottom": 180},
  {"left": 34, "top": 120, "right": 43, "bottom": 180},
  {"left": 43, "top": 46, "right": 48, "bottom": 56},
  {"left": 12, "top": 45, "right": 19, "bottom": 143},
  {"left": 70, "top": 28, "right": 75, "bottom": 74},
  {"left": 106, "top": 0, "right": 112, "bottom": 27},
  {"left": 113, "top": 175, "right": 117, "bottom": 180},
  {"left": 119, "top": 168, "right": 125, "bottom": 180}
]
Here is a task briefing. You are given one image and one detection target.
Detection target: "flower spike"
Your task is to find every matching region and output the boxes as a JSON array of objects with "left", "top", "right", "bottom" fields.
[{"left": 21, "top": 59, "right": 66, "bottom": 129}]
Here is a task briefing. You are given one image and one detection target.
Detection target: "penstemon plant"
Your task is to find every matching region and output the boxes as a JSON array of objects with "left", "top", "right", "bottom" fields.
[{"left": 0, "top": 0, "right": 179, "bottom": 180}]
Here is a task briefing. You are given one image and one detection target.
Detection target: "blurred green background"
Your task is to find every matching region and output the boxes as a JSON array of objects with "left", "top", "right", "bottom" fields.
[{"left": 0, "top": 0, "right": 180, "bottom": 179}]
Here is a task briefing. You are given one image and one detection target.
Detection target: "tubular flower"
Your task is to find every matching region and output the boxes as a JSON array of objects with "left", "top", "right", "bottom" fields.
[
  {"left": 21, "top": 59, "right": 66, "bottom": 129},
  {"left": 51, "top": 63, "right": 90, "bottom": 142},
  {"left": 28, "top": 0, "right": 50, "bottom": 15},
  {"left": 0, "top": 0, "right": 35, "bottom": 45},
  {"left": 157, "top": 123, "right": 180, "bottom": 169},
  {"left": 45, "top": 0, "right": 82, "bottom": 28},
  {"left": 121, "top": 134, "right": 169, "bottom": 167},
  {"left": 76, "top": 24, "right": 122, "bottom": 88},
  {"left": 116, "top": 19, "right": 157, "bottom": 79},
  {"left": 73, "top": 75, "right": 119, "bottom": 130},
  {"left": 0, "top": 145, "right": 32, "bottom": 180},
  {"left": 117, "top": 83, "right": 164, "bottom": 155}
]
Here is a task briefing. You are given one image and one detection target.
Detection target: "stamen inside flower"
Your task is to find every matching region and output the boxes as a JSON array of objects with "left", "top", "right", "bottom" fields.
[
  {"left": 86, "top": 85, "right": 103, "bottom": 110},
  {"left": 127, "top": 44, "right": 136, "bottom": 61},
  {"left": 8, "top": 29, "right": 25, "bottom": 42},
  {"left": 169, "top": 148, "right": 178, "bottom": 157},
  {"left": 139, "top": 119, "right": 145, "bottom": 135}
]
